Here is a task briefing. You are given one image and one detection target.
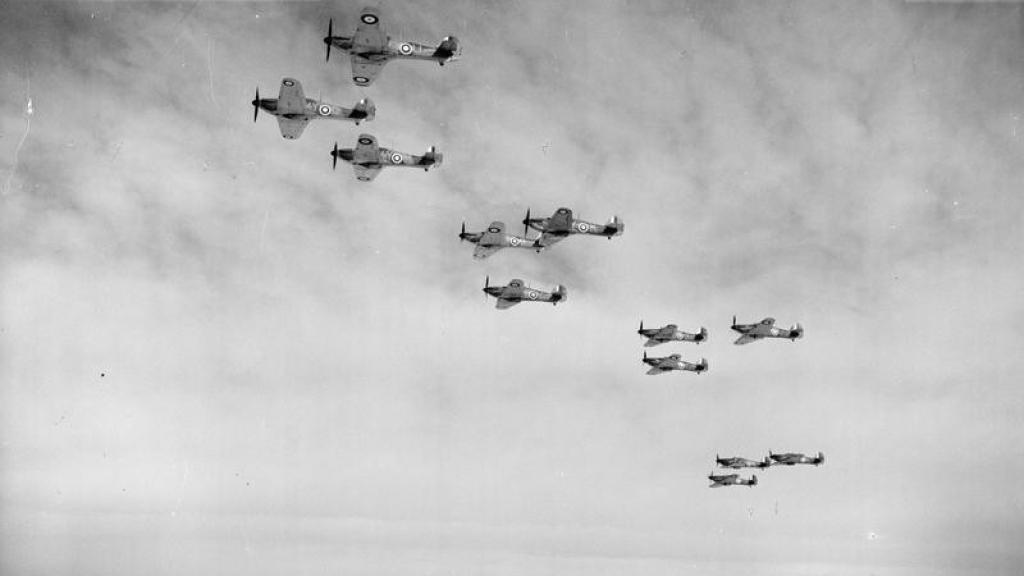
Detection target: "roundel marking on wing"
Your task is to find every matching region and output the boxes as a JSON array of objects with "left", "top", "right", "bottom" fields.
[
  {"left": 358, "top": 176, "right": 371, "bottom": 181},
  {"left": 400, "top": 43, "right": 413, "bottom": 54},
  {"left": 577, "top": 222, "right": 589, "bottom": 232},
  {"left": 358, "top": 137, "right": 373, "bottom": 145},
  {"left": 354, "top": 76, "right": 370, "bottom": 85},
  {"left": 391, "top": 153, "right": 403, "bottom": 164},
  {"left": 528, "top": 291, "right": 538, "bottom": 300},
  {"left": 361, "top": 13, "right": 379, "bottom": 24},
  {"left": 283, "top": 79, "right": 295, "bottom": 87},
  {"left": 487, "top": 226, "right": 500, "bottom": 233},
  {"left": 318, "top": 104, "right": 332, "bottom": 116}
]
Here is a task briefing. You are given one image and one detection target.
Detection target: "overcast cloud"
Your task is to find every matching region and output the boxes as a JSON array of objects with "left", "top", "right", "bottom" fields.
[{"left": 2, "top": 1, "right": 1023, "bottom": 575}]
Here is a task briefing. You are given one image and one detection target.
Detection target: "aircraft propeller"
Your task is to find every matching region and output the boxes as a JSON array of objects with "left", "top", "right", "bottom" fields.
[
  {"left": 639, "top": 319, "right": 644, "bottom": 333},
  {"left": 332, "top": 142, "right": 339, "bottom": 170},
  {"left": 484, "top": 275, "right": 490, "bottom": 303},
  {"left": 252, "top": 87, "right": 260, "bottom": 123},
  {"left": 325, "top": 19, "right": 333, "bottom": 62},
  {"left": 523, "top": 208, "right": 531, "bottom": 236},
  {"left": 460, "top": 221, "right": 466, "bottom": 242}
]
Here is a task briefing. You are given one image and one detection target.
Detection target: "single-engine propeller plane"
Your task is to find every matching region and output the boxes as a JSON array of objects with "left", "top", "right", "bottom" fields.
[
  {"left": 331, "top": 133, "right": 442, "bottom": 182},
  {"left": 716, "top": 454, "right": 772, "bottom": 470},
  {"left": 323, "top": 7, "right": 461, "bottom": 87},
  {"left": 522, "top": 207, "right": 623, "bottom": 252},
  {"left": 768, "top": 451, "right": 825, "bottom": 466},
  {"left": 641, "top": 351, "right": 708, "bottom": 375},
  {"left": 708, "top": 472, "right": 758, "bottom": 488},
  {"left": 459, "top": 221, "right": 537, "bottom": 260},
  {"left": 730, "top": 316, "right": 804, "bottom": 345},
  {"left": 638, "top": 321, "right": 708, "bottom": 347},
  {"left": 252, "top": 78, "right": 375, "bottom": 139},
  {"left": 482, "top": 277, "right": 566, "bottom": 310}
]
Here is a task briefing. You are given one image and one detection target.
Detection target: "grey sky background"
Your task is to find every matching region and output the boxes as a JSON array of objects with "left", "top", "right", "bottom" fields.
[{"left": 2, "top": 1, "right": 1023, "bottom": 575}]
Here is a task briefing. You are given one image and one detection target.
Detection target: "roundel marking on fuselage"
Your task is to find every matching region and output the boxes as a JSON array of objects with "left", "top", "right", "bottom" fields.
[
  {"left": 577, "top": 222, "right": 589, "bottom": 232},
  {"left": 528, "top": 291, "right": 538, "bottom": 300},
  {"left": 391, "top": 153, "right": 403, "bottom": 164},
  {"left": 318, "top": 104, "right": 331, "bottom": 116},
  {"left": 400, "top": 43, "right": 413, "bottom": 55},
  {"left": 510, "top": 237, "right": 520, "bottom": 246}
]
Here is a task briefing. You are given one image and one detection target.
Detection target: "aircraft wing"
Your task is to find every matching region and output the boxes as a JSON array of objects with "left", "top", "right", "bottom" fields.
[
  {"left": 353, "top": 134, "right": 380, "bottom": 164},
  {"left": 472, "top": 244, "right": 503, "bottom": 259},
  {"left": 646, "top": 366, "right": 669, "bottom": 375},
  {"left": 733, "top": 334, "right": 759, "bottom": 345},
  {"left": 535, "top": 230, "right": 569, "bottom": 249},
  {"left": 277, "top": 78, "right": 306, "bottom": 113},
  {"left": 277, "top": 117, "right": 309, "bottom": 140},
  {"left": 353, "top": 164, "right": 382, "bottom": 182},
  {"left": 495, "top": 297, "right": 520, "bottom": 310},
  {"left": 353, "top": 8, "right": 387, "bottom": 52},
  {"left": 351, "top": 55, "right": 386, "bottom": 87}
]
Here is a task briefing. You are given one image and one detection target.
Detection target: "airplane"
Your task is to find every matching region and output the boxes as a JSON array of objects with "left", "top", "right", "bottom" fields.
[
  {"left": 482, "top": 276, "right": 566, "bottom": 310},
  {"left": 323, "top": 7, "right": 461, "bottom": 87},
  {"left": 459, "top": 221, "right": 537, "bottom": 260},
  {"left": 331, "top": 134, "right": 442, "bottom": 182},
  {"left": 768, "top": 451, "right": 825, "bottom": 466},
  {"left": 730, "top": 316, "right": 804, "bottom": 345},
  {"left": 708, "top": 472, "right": 758, "bottom": 488},
  {"left": 716, "top": 454, "right": 772, "bottom": 470},
  {"left": 638, "top": 321, "right": 708, "bottom": 347},
  {"left": 522, "top": 207, "right": 624, "bottom": 251},
  {"left": 252, "top": 78, "right": 375, "bottom": 140},
  {"left": 641, "top": 351, "right": 708, "bottom": 375}
]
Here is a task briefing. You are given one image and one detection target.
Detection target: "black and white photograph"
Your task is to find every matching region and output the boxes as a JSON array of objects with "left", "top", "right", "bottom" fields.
[{"left": 2, "top": 1, "right": 1023, "bottom": 575}]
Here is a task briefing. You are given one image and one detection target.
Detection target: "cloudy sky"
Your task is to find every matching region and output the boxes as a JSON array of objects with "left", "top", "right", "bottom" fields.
[{"left": 2, "top": 1, "right": 1023, "bottom": 575}]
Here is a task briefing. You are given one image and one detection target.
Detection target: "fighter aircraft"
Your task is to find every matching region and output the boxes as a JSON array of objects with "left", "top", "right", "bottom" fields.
[
  {"left": 251, "top": 78, "right": 374, "bottom": 140},
  {"left": 708, "top": 472, "right": 758, "bottom": 488},
  {"left": 768, "top": 451, "right": 825, "bottom": 466},
  {"left": 637, "top": 321, "right": 708, "bottom": 347},
  {"left": 522, "top": 207, "right": 624, "bottom": 251},
  {"left": 641, "top": 351, "right": 708, "bottom": 375},
  {"left": 331, "top": 134, "right": 442, "bottom": 182},
  {"left": 482, "top": 277, "right": 566, "bottom": 310},
  {"left": 323, "top": 7, "right": 461, "bottom": 87},
  {"left": 459, "top": 221, "right": 537, "bottom": 260},
  {"left": 730, "top": 316, "right": 804, "bottom": 345},
  {"left": 716, "top": 454, "right": 772, "bottom": 470}
]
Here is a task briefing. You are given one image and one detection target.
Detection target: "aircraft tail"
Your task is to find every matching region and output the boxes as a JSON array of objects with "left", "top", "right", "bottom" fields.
[
  {"left": 421, "top": 146, "right": 443, "bottom": 169},
  {"left": 791, "top": 323, "right": 804, "bottom": 340},
  {"left": 696, "top": 326, "right": 709, "bottom": 343},
  {"left": 551, "top": 285, "right": 567, "bottom": 305},
  {"left": 750, "top": 475, "right": 758, "bottom": 486},
  {"left": 435, "top": 35, "right": 461, "bottom": 61},
  {"left": 351, "top": 97, "right": 376, "bottom": 123},
  {"left": 604, "top": 215, "right": 624, "bottom": 238},
  {"left": 816, "top": 451, "right": 825, "bottom": 466},
  {"left": 696, "top": 357, "right": 709, "bottom": 374}
]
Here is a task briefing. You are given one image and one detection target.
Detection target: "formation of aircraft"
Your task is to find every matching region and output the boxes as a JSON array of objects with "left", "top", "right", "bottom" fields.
[
  {"left": 252, "top": 7, "right": 822, "bottom": 493},
  {"left": 641, "top": 351, "right": 708, "bottom": 375},
  {"left": 324, "top": 7, "right": 461, "bottom": 87},
  {"left": 483, "top": 277, "right": 567, "bottom": 310},
  {"left": 730, "top": 316, "right": 804, "bottom": 345},
  {"left": 331, "top": 134, "right": 442, "bottom": 181},
  {"left": 708, "top": 472, "right": 758, "bottom": 488},
  {"left": 769, "top": 451, "right": 825, "bottom": 466},
  {"left": 638, "top": 321, "right": 708, "bottom": 347},
  {"left": 523, "top": 207, "right": 624, "bottom": 251},
  {"left": 252, "top": 78, "right": 375, "bottom": 139},
  {"left": 459, "top": 221, "right": 537, "bottom": 259},
  {"left": 716, "top": 454, "right": 771, "bottom": 470}
]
